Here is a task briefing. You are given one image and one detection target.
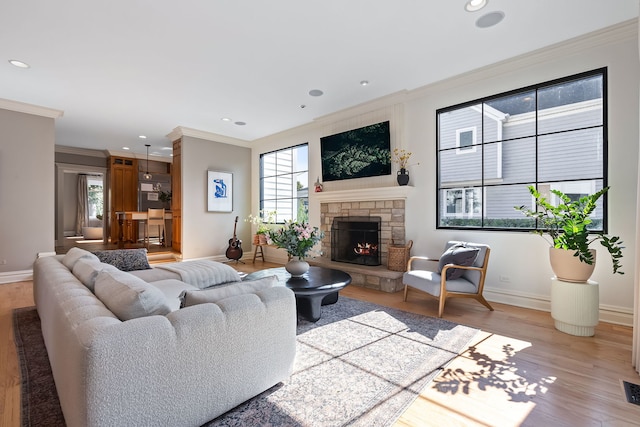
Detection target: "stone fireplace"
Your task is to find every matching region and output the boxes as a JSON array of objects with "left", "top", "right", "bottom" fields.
[
  {"left": 331, "top": 216, "right": 381, "bottom": 266},
  {"left": 314, "top": 188, "right": 410, "bottom": 292}
]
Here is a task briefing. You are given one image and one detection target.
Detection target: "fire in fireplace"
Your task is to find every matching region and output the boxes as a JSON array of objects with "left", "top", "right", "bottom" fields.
[{"left": 331, "top": 216, "right": 381, "bottom": 266}]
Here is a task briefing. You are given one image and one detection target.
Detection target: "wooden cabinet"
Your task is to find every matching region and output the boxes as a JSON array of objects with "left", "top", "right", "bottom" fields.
[
  {"left": 171, "top": 139, "right": 182, "bottom": 252},
  {"left": 109, "top": 156, "right": 138, "bottom": 242}
]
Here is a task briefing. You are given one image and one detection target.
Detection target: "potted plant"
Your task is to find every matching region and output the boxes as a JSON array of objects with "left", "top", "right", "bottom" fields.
[
  {"left": 267, "top": 220, "right": 324, "bottom": 277},
  {"left": 246, "top": 211, "right": 276, "bottom": 245},
  {"left": 515, "top": 185, "right": 623, "bottom": 282},
  {"left": 158, "top": 191, "right": 172, "bottom": 209}
]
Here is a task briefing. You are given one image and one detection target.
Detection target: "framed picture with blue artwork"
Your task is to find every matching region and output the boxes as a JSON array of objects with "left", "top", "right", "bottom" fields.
[{"left": 207, "top": 170, "right": 233, "bottom": 212}]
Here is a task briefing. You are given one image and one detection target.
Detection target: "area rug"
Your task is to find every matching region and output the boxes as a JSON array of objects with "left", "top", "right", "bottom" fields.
[{"left": 14, "top": 297, "right": 479, "bottom": 427}]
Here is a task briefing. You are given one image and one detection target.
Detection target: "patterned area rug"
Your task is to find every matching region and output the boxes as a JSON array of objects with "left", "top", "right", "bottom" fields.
[{"left": 14, "top": 297, "right": 478, "bottom": 427}]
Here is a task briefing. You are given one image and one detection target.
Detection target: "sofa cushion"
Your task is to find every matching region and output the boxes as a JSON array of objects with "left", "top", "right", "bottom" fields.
[
  {"left": 149, "top": 279, "right": 199, "bottom": 311},
  {"left": 72, "top": 258, "right": 119, "bottom": 292},
  {"left": 93, "top": 248, "right": 151, "bottom": 272},
  {"left": 179, "top": 275, "right": 278, "bottom": 308},
  {"left": 62, "top": 247, "right": 100, "bottom": 270},
  {"left": 438, "top": 243, "right": 480, "bottom": 280},
  {"left": 95, "top": 269, "right": 171, "bottom": 320}
]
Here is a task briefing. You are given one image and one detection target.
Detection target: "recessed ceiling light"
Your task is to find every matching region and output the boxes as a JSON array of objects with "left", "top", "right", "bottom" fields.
[
  {"left": 221, "top": 117, "right": 232, "bottom": 122},
  {"left": 234, "top": 121, "right": 246, "bottom": 126},
  {"left": 476, "top": 11, "right": 505, "bottom": 28},
  {"left": 9, "top": 59, "right": 30, "bottom": 68},
  {"left": 123, "top": 147, "right": 130, "bottom": 150},
  {"left": 465, "top": 0, "right": 488, "bottom": 12},
  {"left": 360, "top": 80, "right": 370, "bottom": 86},
  {"left": 308, "top": 89, "right": 324, "bottom": 97},
  {"left": 138, "top": 135, "right": 147, "bottom": 139},
  {"left": 300, "top": 104, "right": 307, "bottom": 109}
]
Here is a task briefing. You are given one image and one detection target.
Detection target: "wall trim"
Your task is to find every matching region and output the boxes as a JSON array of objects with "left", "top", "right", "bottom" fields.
[
  {"left": 56, "top": 145, "right": 108, "bottom": 158},
  {"left": 485, "top": 287, "right": 633, "bottom": 327},
  {"left": 0, "top": 270, "right": 33, "bottom": 285}
]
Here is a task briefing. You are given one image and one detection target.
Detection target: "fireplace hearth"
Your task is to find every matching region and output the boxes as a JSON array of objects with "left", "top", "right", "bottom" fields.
[{"left": 331, "top": 216, "right": 381, "bottom": 266}]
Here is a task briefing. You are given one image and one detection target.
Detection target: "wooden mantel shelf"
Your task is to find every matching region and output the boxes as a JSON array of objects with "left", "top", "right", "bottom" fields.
[{"left": 312, "top": 186, "right": 413, "bottom": 203}]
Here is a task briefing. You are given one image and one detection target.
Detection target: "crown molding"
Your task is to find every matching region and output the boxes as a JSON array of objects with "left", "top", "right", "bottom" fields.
[
  {"left": 105, "top": 149, "right": 173, "bottom": 163},
  {"left": 0, "top": 98, "right": 63, "bottom": 119},
  {"left": 55, "top": 145, "right": 108, "bottom": 157},
  {"left": 167, "top": 126, "right": 251, "bottom": 148}
]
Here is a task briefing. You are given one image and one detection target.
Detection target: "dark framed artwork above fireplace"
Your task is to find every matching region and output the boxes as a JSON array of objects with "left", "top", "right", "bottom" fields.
[{"left": 331, "top": 216, "right": 382, "bottom": 266}]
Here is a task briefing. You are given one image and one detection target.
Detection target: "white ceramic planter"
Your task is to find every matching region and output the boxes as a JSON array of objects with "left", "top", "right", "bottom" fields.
[{"left": 549, "top": 247, "right": 596, "bottom": 283}]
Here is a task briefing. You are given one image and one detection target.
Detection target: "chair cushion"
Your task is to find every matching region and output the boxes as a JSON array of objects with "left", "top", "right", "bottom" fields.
[
  {"left": 95, "top": 269, "right": 171, "bottom": 320},
  {"left": 179, "top": 275, "right": 278, "bottom": 308},
  {"left": 403, "top": 271, "right": 477, "bottom": 296},
  {"left": 438, "top": 243, "right": 480, "bottom": 280},
  {"left": 93, "top": 248, "right": 151, "bottom": 272}
]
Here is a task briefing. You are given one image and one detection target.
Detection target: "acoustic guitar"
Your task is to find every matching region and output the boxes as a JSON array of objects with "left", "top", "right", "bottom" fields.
[{"left": 225, "top": 216, "right": 243, "bottom": 261}]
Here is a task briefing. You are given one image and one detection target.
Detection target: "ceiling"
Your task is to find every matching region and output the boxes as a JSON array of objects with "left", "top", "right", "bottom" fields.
[{"left": 1, "top": 0, "right": 638, "bottom": 158}]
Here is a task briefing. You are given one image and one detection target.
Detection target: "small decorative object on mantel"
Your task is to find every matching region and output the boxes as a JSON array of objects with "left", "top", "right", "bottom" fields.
[
  {"left": 314, "top": 176, "right": 323, "bottom": 192},
  {"left": 392, "top": 148, "right": 412, "bottom": 186},
  {"left": 267, "top": 220, "right": 324, "bottom": 277}
]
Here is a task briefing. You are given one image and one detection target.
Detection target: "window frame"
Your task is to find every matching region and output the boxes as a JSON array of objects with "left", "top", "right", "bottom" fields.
[
  {"left": 436, "top": 67, "right": 608, "bottom": 233},
  {"left": 259, "top": 143, "right": 309, "bottom": 224}
]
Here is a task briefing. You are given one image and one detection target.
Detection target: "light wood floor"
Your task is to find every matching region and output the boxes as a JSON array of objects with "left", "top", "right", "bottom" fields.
[{"left": 2, "top": 260, "right": 640, "bottom": 426}]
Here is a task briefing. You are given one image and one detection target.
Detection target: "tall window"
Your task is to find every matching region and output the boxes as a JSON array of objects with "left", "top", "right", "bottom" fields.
[
  {"left": 260, "top": 144, "right": 309, "bottom": 223},
  {"left": 437, "top": 68, "right": 607, "bottom": 231},
  {"left": 87, "top": 177, "right": 104, "bottom": 220}
]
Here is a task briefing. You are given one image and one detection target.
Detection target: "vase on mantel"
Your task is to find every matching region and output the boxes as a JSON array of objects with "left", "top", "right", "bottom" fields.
[
  {"left": 397, "top": 168, "right": 410, "bottom": 186},
  {"left": 285, "top": 257, "right": 309, "bottom": 277}
]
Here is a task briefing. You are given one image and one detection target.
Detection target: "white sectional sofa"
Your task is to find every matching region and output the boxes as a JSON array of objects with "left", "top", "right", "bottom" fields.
[{"left": 32, "top": 248, "right": 297, "bottom": 427}]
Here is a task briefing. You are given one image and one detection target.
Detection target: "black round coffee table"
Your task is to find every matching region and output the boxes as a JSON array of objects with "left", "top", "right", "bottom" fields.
[{"left": 244, "top": 266, "right": 352, "bottom": 322}]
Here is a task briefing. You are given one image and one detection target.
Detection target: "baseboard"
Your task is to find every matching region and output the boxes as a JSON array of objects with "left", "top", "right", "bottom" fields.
[
  {"left": 484, "top": 286, "right": 633, "bottom": 327},
  {"left": 0, "top": 269, "right": 33, "bottom": 284}
]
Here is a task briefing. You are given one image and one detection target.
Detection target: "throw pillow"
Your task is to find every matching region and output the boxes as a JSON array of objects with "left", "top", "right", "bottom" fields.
[
  {"left": 180, "top": 275, "right": 279, "bottom": 308},
  {"left": 93, "top": 248, "right": 151, "bottom": 272},
  {"left": 72, "top": 258, "right": 118, "bottom": 292},
  {"left": 438, "top": 243, "right": 480, "bottom": 280},
  {"left": 95, "top": 269, "right": 171, "bottom": 321},
  {"left": 62, "top": 247, "right": 100, "bottom": 270}
]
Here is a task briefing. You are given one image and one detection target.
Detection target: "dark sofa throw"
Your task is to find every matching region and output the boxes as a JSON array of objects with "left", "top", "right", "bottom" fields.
[
  {"left": 92, "top": 248, "right": 151, "bottom": 272},
  {"left": 438, "top": 243, "right": 480, "bottom": 280}
]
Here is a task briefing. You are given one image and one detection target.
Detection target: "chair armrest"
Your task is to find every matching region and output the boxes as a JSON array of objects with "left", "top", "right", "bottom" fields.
[
  {"left": 440, "top": 264, "right": 483, "bottom": 273},
  {"left": 407, "top": 256, "right": 438, "bottom": 270}
]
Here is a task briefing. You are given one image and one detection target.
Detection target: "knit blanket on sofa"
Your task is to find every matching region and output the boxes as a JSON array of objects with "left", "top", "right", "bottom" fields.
[{"left": 155, "top": 260, "right": 242, "bottom": 289}]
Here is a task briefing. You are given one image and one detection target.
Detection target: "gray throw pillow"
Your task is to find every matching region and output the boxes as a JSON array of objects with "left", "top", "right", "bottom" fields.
[
  {"left": 95, "top": 269, "right": 171, "bottom": 320},
  {"left": 180, "top": 275, "right": 278, "bottom": 308},
  {"left": 438, "top": 243, "right": 480, "bottom": 280},
  {"left": 62, "top": 247, "right": 100, "bottom": 270},
  {"left": 93, "top": 248, "right": 151, "bottom": 272},
  {"left": 72, "top": 258, "right": 119, "bottom": 292}
]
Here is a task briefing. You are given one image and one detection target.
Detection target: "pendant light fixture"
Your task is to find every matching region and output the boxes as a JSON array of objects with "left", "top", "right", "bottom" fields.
[{"left": 143, "top": 144, "right": 152, "bottom": 180}]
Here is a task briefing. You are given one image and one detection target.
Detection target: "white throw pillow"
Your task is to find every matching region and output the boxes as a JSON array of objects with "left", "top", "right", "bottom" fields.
[
  {"left": 95, "top": 269, "right": 171, "bottom": 321},
  {"left": 179, "top": 275, "right": 279, "bottom": 308},
  {"left": 62, "top": 247, "right": 100, "bottom": 270}
]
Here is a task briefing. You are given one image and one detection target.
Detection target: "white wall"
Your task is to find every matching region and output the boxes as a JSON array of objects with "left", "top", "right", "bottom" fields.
[
  {"left": 252, "top": 22, "right": 640, "bottom": 325},
  {"left": 0, "top": 107, "right": 58, "bottom": 277},
  {"left": 181, "top": 135, "right": 251, "bottom": 260}
]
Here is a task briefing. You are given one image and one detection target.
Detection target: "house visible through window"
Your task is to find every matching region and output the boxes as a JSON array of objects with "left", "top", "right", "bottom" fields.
[
  {"left": 437, "top": 68, "right": 607, "bottom": 231},
  {"left": 260, "top": 144, "right": 309, "bottom": 223}
]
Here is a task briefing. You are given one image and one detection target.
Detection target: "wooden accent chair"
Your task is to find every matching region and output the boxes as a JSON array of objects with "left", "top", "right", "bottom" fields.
[
  {"left": 403, "top": 241, "right": 493, "bottom": 317},
  {"left": 146, "top": 208, "right": 166, "bottom": 247}
]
